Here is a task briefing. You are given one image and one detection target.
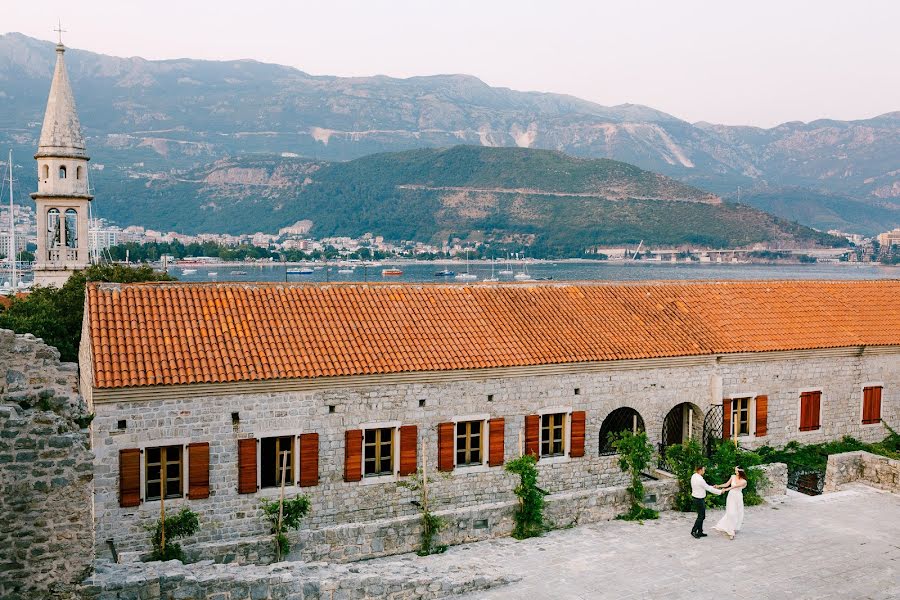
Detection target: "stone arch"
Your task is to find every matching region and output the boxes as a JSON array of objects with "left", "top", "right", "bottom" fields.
[
  {"left": 660, "top": 401, "right": 703, "bottom": 449},
  {"left": 47, "top": 208, "right": 61, "bottom": 250},
  {"left": 42, "top": 164, "right": 50, "bottom": 179},
  {"left": 598, "top": 406, "right": 645, "bottom": 455},
  {"left": 64, "top": 209, "right": 78, "bottom": 249},
  {"left": 59, "top": 165, "right": 67, "bottom": 179}
]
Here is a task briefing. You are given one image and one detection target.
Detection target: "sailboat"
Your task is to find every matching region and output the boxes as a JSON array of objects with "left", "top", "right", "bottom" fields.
[
  {"left": 483, "top": 258, "right": 499, "bottom": 282},
  {"left": 455, "top": 249, "right": 477, "bottom": 280},
  {"left": 2, "top": 150, "right": 27, "bottom": 293},
  {"left": 513, "top": 253, "right": 532, "bottom": 280},
  {"left": 498, "top": 253, "right": 514, "bottom": 276}
]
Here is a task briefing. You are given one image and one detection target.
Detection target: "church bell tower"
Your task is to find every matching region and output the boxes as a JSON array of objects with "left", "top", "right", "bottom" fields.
[{"left": 31, "top": 36, "right": 93, "bottom": 287}]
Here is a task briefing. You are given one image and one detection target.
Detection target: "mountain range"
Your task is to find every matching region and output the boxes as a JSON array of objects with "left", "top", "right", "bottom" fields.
[{"left": 0, "top": 32, "right": 897, "bottom": 236}]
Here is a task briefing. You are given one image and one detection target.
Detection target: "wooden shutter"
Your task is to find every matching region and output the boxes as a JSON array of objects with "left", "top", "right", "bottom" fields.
[
  {"left": 754, "top": 395, "right": 768, "bottom": 437},
  {"left": 525, "top": 414, "right": 540, "bottom": 459},
  {"left": 722, "top": 399, "right": 732, "bottom": 439},
  {"left": 237, "top": 438, "right": 258, "bottom": 494},
  {"left": 399, "top": 425, "right": 418, "bottom": 476},
  {"left": 298, "top": 433, "right": 319, "bottom": 487},
  {"left": 119, "top": 448, "right": 141, "bottom": 508},
  {"left": 488, "top": 418, "right": 505, "bottom": 467},
  {"left": 811, "top": 391, "right": 821, "bottom": 430},
  {"left": 187, "top": 442, "right": 210, "bottom": 499},
  {"left": 800, "top": 391, "right": 822, "bottom": 431},
  {"left": 569, "top": 411, "right": 586, "bottom": 458},
  {"left": 344, "top": 429, "right": 363, "bottom": 482},
  {"left": 437, "top": 422, "right": 455, "bottom": 472},
  {"left": 863, "top": 387, "right": 882, "bottom": 424}
]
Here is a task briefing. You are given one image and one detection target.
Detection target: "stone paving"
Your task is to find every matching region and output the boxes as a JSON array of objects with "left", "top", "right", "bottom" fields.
[{"left": 446, "top": 484, "right": 900, "bottom": 600}]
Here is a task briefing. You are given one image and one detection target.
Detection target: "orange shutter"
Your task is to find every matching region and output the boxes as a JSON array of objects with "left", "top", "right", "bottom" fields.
[
  {"left": 863, "top": 387, "right": 882, "bottom": 424},
  {"left": 754, "top": 395, "right": 768, "bottom": 437},
  {"left": 863, "top": 387, "right": 873, "bottom": 423},
  {"left": 437, "top": 422, "right": 455, "bottom": 472},
  {"left": 722, "top": 399, "right": 732, "bottom": 439},
  {"left": 811, "top": 391, "right": 821, "bottom": 430},
  {"left": 344, "top": 430, "right": 363, "bottom": 482},
  {"left": 872, "top": 387, "right": 882, "bottom": 424},
  {"left": 488, "top": 418, "right": 505, "bottom": 467},
  {"left": 399, "top": 425, "right": 418, "bottom": 476},
  {"left": 298, "top": 433, "right": 319, "bottom": 487},
  {"left": 525, "top": 414, "right": 540, "bottom": 459},
  {"left": 569, "top": 411, "right": 586, "bottom": 457},
  {"left": 119, "top": 448, "right": 141, "bottom": 507},
  {"left": 237, "top": 438, "right": 258, "bottom": 494},
  {"left": 187, "top": 442, "right": 210, "bottom": 499}
]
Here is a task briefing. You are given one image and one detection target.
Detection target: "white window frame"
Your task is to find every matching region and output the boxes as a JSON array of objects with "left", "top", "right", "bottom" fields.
[
  {"left": 537, "top": 406, "right": 572, "bottom": 465},
  {"left": 797, "top": 387, "right": 824, "bottom": 435},
  {"left": 138, "top": 437, "right": 190, "bottom": 504},
  {"left": 254, "top": 430, "right": 300, "bottom": 496},
  {"left": 860, "top": 382, "right": 885, "bottom": 428},
  {"left": 451, "top": 413, "right": 490, "bottom": 472},
  {"left": 728, "top": 393, "right": 756, "bottom": 438},
  {"left": 359, "top": 420, "right": 401, "bottom": 485}
]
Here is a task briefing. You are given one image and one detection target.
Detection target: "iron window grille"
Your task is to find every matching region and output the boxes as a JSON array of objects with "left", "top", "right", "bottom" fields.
[{"left": 599, "top": 408, "right": 645, "bottom": 455}]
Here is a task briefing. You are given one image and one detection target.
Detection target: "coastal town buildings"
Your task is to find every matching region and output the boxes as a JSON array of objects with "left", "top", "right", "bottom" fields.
[{"left": 80, "top": 279, "right": 897, "bottom": 562}]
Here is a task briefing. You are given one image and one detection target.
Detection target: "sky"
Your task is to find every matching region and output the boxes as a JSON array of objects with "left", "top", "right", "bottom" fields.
[{"left": 4, "top": 0, "right": 899, "bottom": 127}]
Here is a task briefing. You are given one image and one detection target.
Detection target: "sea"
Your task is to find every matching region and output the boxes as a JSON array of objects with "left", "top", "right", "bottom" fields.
[{"left": 169, "top": 261, "right": 898, "bottom": 284}]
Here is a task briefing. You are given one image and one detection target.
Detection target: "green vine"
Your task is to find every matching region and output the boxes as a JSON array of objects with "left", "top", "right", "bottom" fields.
[
  {"left": 398, "top": 468, "right": 448, "bottom": 556},
  {"left": 146, "top": 507, "right": 200, "bottom": 562},
  {"left": 505, "top": 454, "right": 548, "bottom": 539},
  {"left": 609, "top": 430, "right": 659, "bottom": 521},
  {"left": 663, "top": 439, "right": 707, "bottom": 512},
  {"left": 260, "top": 495, "right": 311, "bottom": 560}
]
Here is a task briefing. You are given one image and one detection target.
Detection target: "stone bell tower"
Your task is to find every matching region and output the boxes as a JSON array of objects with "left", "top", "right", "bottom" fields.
[{"left": 31, "top": 36, "right": 93, "bottom": 287}]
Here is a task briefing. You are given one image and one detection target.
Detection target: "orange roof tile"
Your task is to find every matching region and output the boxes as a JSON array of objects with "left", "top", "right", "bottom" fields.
[{"left": 86, "top": 280, "right": 900, "bottom": 389}]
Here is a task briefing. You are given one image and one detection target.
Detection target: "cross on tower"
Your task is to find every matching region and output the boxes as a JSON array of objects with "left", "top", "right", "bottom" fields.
[{"left": 53, "top": 20, "right": 67, "bottom": 45}]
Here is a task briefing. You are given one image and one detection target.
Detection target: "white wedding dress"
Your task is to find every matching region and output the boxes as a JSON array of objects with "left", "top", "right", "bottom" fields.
[{"left": 713, "top": 475, "right": 745, "bottom": 538}]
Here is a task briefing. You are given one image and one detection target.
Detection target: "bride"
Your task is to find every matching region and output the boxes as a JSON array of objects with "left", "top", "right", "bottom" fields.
[{"left": 713, "top": 467, "right": 747, "bottom": 540}]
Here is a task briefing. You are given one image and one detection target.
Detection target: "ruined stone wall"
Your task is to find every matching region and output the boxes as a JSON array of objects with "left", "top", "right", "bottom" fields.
[
  {"left": 0, "top": 329, "right": 94, "bottom": 599},
  {"left": 824, "top": 450, "right": 900, "bottom": 493},
  {"left": 90, "top": 347, "right": 897, "bottom": 563}
]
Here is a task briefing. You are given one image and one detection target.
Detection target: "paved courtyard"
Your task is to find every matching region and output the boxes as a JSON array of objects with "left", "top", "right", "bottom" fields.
[{"left": 440, "top": 484, "right": 899, "bottom": 600}]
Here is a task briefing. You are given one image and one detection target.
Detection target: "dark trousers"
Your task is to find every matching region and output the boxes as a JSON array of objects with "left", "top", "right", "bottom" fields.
[{"left": 692, "top": 497, "right": 706, "bottom": 534}]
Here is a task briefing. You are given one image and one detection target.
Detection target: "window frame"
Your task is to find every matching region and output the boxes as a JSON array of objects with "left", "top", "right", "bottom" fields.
[
  {"left": 797, "top": 388, "right": 823, "bottom": 433},
  {"left": 860, "top": 382, "right": 884, "bottom": 427},
  {"left": 139, "top": 440, "right": 190, "bottom": 503},
  {"left": 451, "top": 413, "right": 490, "bottom": 470},
  {"left": 537, "top": 406, "right": 572, "bottom": 463},
  {"left": 359, "top": 420, "right": 401, "bottom": 484},
  {"left": 729, "top": 394, "right": 755, "bottom": 438},
  {"left": 259, "top": 434, "right": 296, "bottom": 490}
]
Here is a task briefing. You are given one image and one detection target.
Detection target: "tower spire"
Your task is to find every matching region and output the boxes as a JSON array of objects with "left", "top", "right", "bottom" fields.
[{"left": 36, "top": 25, "right": 86, "bottom": 160}]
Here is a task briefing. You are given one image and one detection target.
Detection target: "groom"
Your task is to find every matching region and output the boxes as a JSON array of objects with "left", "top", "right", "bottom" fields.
[{"left": 690, "top": 465, "right": 723, "bottom": 538}]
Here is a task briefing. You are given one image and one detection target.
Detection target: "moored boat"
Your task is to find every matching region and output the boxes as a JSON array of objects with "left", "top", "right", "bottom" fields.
[{"left": 382, "top": 268, "right": 403, "bottom": 276}]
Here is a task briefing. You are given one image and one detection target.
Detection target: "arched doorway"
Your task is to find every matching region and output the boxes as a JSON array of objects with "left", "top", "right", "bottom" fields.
[
  {"left": 659, "top": 402, "right": 703, "bottom": 470},
  {"left": 598, "top": 407, "right": 645, "bottom": 455}
]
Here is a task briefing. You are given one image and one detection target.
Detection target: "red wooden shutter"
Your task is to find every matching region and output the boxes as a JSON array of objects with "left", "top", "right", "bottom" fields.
[
  {"left": 800, "top": 392, "right": 822, "bottom": 431},
  {"left": 754, "top": 395, "right": 768, "bottom": 437},
  {"left": 119, "top": 448, "right": 141, "bottom": 507},
  {"left": 298, "top": 433, "right": 319, "bottom": 487},
  {"left": 811, "top": 391, "right": 821, "bottom": 430},
  {"left": 799, "top": 392, "right": 810, "bottom": 430},
  {"left": 437, "top": 422, "right": 455, "bottom": 472},
  {"left": 569, "top": 411, "right": 586, "bottom": 457},
  {"left": 399, "top": 425, "right": 418, "bottom": 476},
  {"left": 237, "top": 438, "right": 258, "bottom": 494},
  {"left": 525, "top": 414, "right": 540, "bottom": 459},
  {"left": 187, "top": 442, "right": 210, "bottom": 499},
  {"left": 344, "top": 429, "right": 363, "bottom": 482},
  {"left": 488, "top": 418, "right": 505, "bottom": 467},
  {"left": 872, "top": 387, "right": 882, "bottom": 424},
  {"left": 722, "top": 399, "right": 732, "bottom": 439},
  {"left": 863, "top": 387, "right": 882, "bottom": 424}
]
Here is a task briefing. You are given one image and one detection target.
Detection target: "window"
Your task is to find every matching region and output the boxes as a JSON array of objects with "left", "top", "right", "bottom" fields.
[
  {"left": 76, "top": 166, "right": 83, "bottom": 180},
  {"left": 42, "top": 164, "right": 49, "bottom": 179},
  {"left": 732, "top": 397, "right": 751, "bottom": 436},
  {"left": 541, "top": 413, "right": 566, "bottom": 457},
  {"left": 59, "top": 165, "right": 67, "bottom": 179},
  {"left": 260, "top": 436, "right": 294, "bottom": 488},
  {"left": 598, "top": 407, "right": 645, "bottom": 455},
  {"left": 64, "top": 209, "right": 78, "bottom": 249},
  {"left": 862, "top": 386, "right": 882, "bottom": 425},
  {"left": 47, "top": 208, "right": 61, "bottom": 249},
  {"left": 364, "top": 427, "right": 394, "bottom": 476},
  {"left": 456, "top": 420, "right": 483, "bottom": 466},
  {"left": 145, "top": 445, "right": 183, "bottom": 501},
  {"left": 799, "top": 391, "right": 822, "bottom": 431}
]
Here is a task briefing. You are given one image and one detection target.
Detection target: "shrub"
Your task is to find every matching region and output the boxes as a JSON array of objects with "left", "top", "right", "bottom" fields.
[
  {"left": 505, "top": 454, "right": 548, "bottom": 539},
  {"left": 663, "top": 439, "right": 706, "bottom": 512},
  {"left": 260, "top": 495, "right": 311, "bottom": 560},
  {"left": 147, "top": 507, "right": 200, "bottom": 562},
  {"left": 610, "top": 430, "right": 659, "bottom": 521},
  {"left": 704, "top": 440, "right": 764, "bottom": 507}
]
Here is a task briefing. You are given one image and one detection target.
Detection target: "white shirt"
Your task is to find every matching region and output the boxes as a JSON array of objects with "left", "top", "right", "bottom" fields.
[{"left": 691, "top": 473, "right": 723, "bottom": 499}]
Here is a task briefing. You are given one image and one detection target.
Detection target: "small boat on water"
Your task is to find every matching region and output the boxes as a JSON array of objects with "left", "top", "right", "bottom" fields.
[
  {"left": 208, "top": 272, "right": 218, "bottom": 277},
  {"left": 286, "top": 267, "right": 314, "bottom": 275},
  {"left": 230, "top": 270, "right": 248, "bottom": 275},
  {"left": 434, "top": 270, "right": 456, "bottom": 277},
  {"left": 455, "top": 249, "right": 478, "bottom": 280},
  {"left": 382, "top": 268, "right": 403, "bottom": 276},
  {"left": 337, "top": 268, "right": 354, "bottom": 274},
  {"left": 182, "top": 268, "right": 198, "bottom": 275}
]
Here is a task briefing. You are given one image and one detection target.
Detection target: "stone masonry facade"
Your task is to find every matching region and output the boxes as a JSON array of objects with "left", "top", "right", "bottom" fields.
[
  {"left": 91, "top": 347, "right": 897, "bottom": 563},
  {"left": 824, "top": 450, "right": 900, "bottom": 494},
  {"left": 0, "top": 329, "right": 94, "bottom": 600}
]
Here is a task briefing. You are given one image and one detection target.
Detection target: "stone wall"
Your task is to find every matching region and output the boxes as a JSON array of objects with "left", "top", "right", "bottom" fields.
[
  {"left": 754, "top": 462, "right": 788, "bottom": 497},
  {"left": 91, "top": 348, "right": 898, "bottom": 563},
  {"left": 823, "top": 450, "right": 900, "bottom": 493},
  {"left": 0, "top": 329, "right": 94, "bottom": 600}
]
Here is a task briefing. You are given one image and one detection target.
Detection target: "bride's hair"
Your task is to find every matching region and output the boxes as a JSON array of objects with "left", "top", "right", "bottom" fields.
[{"left": 736, "top": 468, "right": 747, "bottom": 480}]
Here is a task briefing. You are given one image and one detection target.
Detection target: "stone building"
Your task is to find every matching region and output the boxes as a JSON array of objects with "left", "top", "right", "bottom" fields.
[
  {"left": 30, "top": 40, "right": 93, "bottom": 287},
  {"left": 79, "top": 280, "right": 898, "bottom": 562}
]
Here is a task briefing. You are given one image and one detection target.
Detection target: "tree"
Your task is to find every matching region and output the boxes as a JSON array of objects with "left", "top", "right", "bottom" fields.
[{"left": 0, "top": 264, "right": 174, "bottom": 362}]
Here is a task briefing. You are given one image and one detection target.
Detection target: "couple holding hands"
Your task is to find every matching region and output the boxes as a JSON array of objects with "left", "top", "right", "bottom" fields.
[{"left": 690, "top": 465, "right": 748, "bottom": 540}]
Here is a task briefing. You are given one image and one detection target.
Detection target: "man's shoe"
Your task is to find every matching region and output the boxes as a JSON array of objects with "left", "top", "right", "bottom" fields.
[
  {"left": 698, "top": 532, "right": 708, "bottom": 537},
  {"left": 691, "top": 532, "right": 701, "bottom": 539}
]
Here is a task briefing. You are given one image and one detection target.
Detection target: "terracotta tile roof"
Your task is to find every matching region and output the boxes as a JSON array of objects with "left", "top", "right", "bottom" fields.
[{"left": 86, "top": 280, "right": 900, "bottom": 389}]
